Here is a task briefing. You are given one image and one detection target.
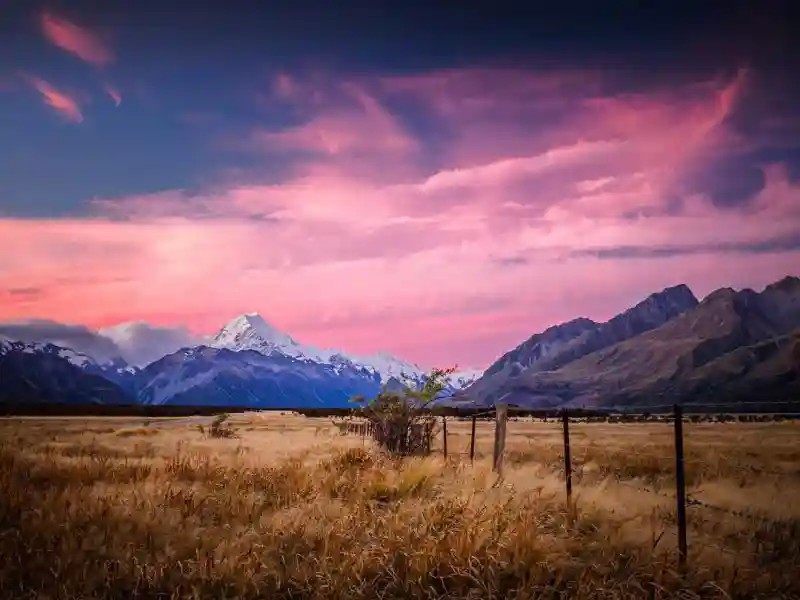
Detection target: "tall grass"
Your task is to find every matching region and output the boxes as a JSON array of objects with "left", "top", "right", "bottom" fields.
[{"left": 0, "top": 416, "right": 798, "bottom": 599}]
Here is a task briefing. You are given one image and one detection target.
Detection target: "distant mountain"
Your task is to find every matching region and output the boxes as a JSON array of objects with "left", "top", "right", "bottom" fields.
[
  {"left": 6, "top": 277, "right": 795, "bottom": 410},
  {"left": 0, "top": 311, "right": 480, "bottom": 408},
  {"left": 136, "top": 345, "right": 382, "bottom": 407},
  {"left": 462, "top": 276, "right": 800, "bottom": 409},
  {"left": 466, "top": 318, "right": 599, "bottom": 403},
  {"left": 210, "top": 312, "right": 479, "bottom": 391},
  {"left": 467, "top": 284, "right": 699, "bottom": 405},
  {"left": 0, "top": 319, "right": 126, "bottom": 366},
  {"left": 0, "top": 337, "right": 133, "bottom": 405}
]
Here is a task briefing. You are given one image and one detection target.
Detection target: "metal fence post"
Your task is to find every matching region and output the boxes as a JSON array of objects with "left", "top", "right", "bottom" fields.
[
  {"left": 469, "top": 414, "right": 477, "bottom": 463},
  {"left": 674, "top": 404, "right": 688, "bottom": 572},
  {"left": 562, "top": 409, "right": 573, "bottom": 523}
]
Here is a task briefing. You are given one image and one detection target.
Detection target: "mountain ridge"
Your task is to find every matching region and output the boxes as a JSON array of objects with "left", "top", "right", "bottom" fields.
[
  {"left": 2, "top": 275, "right": 798, "bottom": 409},
  {"left": 462, "top": 276, "right": 800, "bottom": 409}
]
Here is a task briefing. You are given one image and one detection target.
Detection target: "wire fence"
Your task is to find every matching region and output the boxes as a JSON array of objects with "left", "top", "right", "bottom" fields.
[{"left": 341, "top": 399, "right": 800, "bottom": 571}]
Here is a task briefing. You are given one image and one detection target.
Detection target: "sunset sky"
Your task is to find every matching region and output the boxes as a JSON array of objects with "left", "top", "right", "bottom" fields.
[{"left": 1, "top": 1, "right": 799, "bottom": 369}]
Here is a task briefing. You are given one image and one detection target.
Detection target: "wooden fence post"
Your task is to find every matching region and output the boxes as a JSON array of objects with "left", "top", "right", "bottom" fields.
[
  {"left": 493, "top": 404, "right": 508, "bottom": 474},
  {"left": 426, "top": 421, "right": 432, "bottom": 455},
  {"left": 673, "top": 404, "right": 688, "bottom": 572},
  {"left": 442, "top": 416, "right": 448, "bottom": 458},
  {"left": 469, "top": 414, "right": 477, "bottom": 464},
  {"left": 562, "top": 409, "right": 573, "bottom": 523}
]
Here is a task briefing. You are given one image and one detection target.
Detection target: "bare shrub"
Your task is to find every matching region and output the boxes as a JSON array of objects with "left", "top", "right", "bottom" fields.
[{"left": 198, "top": 413, "right": 239, "bottom": 439}]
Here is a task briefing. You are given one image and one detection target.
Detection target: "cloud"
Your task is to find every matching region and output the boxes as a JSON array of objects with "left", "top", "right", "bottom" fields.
[
  {"left": 2, "top": 66, "right": 799, "bottom": 368},
  {"left": 251, "top": 76, "right": 419, "bottom": 182},
  {"left": 0, "top": 319, "right": 124, "bottom": 363},
  {"left": 572, "top": 231, "right": 800, "bottom": 260},
  {"left": 24, "top": 75, "right": 84, "bottom": 123},
  {"left": 105, "top": 84, "right": 122, "bottom": 107},
  {"left": 98, "top": 322, "right": 204, "bottom": 367},
  {"left": 5, "top": 286, "right": 43, "bottom": 298},
  {"left": 40, "top": 12, "right": 114, "bottom": 67}
]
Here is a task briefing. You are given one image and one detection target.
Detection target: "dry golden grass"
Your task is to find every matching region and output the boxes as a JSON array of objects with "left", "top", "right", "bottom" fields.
[{"left": 1, "top": 412, "right": 799, "bottom": 599}]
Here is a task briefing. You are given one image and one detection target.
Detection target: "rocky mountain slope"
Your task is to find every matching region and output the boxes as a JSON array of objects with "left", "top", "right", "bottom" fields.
[
  {"left": 463, "top": 276, "right": 800, "bottom": 409},
  {"left": 467, "top": 285, "right": 699, "bottom": 405}
]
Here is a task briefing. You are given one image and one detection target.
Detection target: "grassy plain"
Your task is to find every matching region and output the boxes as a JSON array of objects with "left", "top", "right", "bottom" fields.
[{"left": 1, "top": 412, "right": 798, "bottom": 599}]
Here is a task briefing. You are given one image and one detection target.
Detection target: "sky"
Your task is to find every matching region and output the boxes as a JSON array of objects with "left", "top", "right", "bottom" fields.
[{"left": 1, "top": 0, "right": 800, "bottom": 369}]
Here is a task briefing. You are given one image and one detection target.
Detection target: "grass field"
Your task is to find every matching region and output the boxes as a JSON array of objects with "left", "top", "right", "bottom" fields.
[{"left": 1, "top": 412, "right": 799, "bottom": 599}]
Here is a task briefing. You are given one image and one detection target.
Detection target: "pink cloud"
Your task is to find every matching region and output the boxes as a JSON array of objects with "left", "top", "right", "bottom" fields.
[
  {"left": 252, "top": 79, "right": 418, "bottom": 171},
  {"left": 2, "top": 67, "right": 798, "bottom": 368},
  {"left": 40, "top": 12, "right": 114, "bottom": 67},
  {"left": 105, "top": 84, "right": 122, "bottom": 106},
  {"left": 25, "top": 76, "right": 84, "bottom": 123}
]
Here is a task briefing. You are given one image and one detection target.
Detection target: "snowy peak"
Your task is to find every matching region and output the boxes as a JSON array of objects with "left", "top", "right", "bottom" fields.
[
  {"left": 212, "top": 313, "right": 302, "bottom": 357},
  {"left": 209, "top": 313, "right": 433, "bottom": 386}
]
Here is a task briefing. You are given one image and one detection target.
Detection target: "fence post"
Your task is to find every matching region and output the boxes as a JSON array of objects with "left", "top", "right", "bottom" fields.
[
  {"left": 562, "top": 409, "right": 573, "bottom": 523},
  {"left": 426, "top": 421, "right": 432, "bottom": 455},
  {"left": 493, "top": 404, "right": 508, "bottom": 474},
  {"left": 673, "top": 404, "right": 688, "bottom": 572},
  {"left": 469, "top": 414, "right": 477, "bottom": 464},
  {"left": 442, "top": 416, "right": 448, "bottom": 458}
]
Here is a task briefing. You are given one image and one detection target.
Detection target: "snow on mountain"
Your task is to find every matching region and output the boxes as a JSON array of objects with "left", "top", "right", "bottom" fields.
[
  {"left": 0, "top": 319, "right": 124, "bottom": 366},
  {"left": 99, "top": 321, "right": 205, "bottom": 367},
  {"left": 212, "top": 313, "right": 311, "bottom": 358},
  {"left": 0, "top": 335, "right": 97, "bottom": 369},
  {"left": 137, "top": 346, "right": 381, "bottom": 407},
  {"left": 347, "top": 350, "right": 424, "bottom": 386},
  {"left": 449, "top": 368, "right": 484, "bottom": 389},
  {"left": 210, "top": 313, "right": 430, "bottom": 385}
]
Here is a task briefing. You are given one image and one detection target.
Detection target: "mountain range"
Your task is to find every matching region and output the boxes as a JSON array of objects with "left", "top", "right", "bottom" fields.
[
  {"left": 1, "top": 275, "right": 798, "bottom": 410},
  {"left": 459, "top": 276, "right": 800, "bottom": 409},
  {"left": 0, "top": 313, "right": 480, "bottom": 408}
]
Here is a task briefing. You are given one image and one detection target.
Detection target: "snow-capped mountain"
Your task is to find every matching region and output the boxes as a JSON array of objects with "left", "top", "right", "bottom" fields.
[
  {"left": 0, "top": 319, "right": 126, "bottom": 366},
  {"left": 212, "top": 313, "right": 318, "bottom": 360},
  {"left": 0, "top": 336, "right": 133, "bottom": 405},
  {"left": 0, "top": 312, "right": 481, "bottom": 408},
  {"left": 210, "top": 313, "right": 483, "bottom": 391},
  {"left": 0, "top": 334, "right": 137, "bottom": 388},
  {"left": 0, "top": 335, "right": 97, "bottom": 368},
  {"left": 210, "top": 312, "right": 462, "bottom": 388}
]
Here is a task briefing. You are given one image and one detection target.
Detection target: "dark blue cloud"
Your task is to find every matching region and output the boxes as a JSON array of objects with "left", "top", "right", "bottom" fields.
[
  {"left": 572, "top": 231, "right": 800, "bottom": 260},
  {"left": 0, "top": 0, "right": 797, "bottom": 218}
]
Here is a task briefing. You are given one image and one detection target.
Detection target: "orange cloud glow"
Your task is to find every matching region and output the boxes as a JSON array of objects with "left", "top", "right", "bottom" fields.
[{"left": 25, "top": 76, "right": 84, "bottom": 123}]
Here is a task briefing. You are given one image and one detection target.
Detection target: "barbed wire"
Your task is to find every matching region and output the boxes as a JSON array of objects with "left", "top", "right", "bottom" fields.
[
  {"left": 592, "top": 475, "right": 780, "bottom": 524},
  {"left": 684, "top": 495, "right": 780, "bottom": 522}
]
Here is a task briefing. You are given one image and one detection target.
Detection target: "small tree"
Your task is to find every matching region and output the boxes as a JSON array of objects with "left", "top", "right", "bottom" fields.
[{"left": 350, "top": 367, "right": 456, "bottom": 456}]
